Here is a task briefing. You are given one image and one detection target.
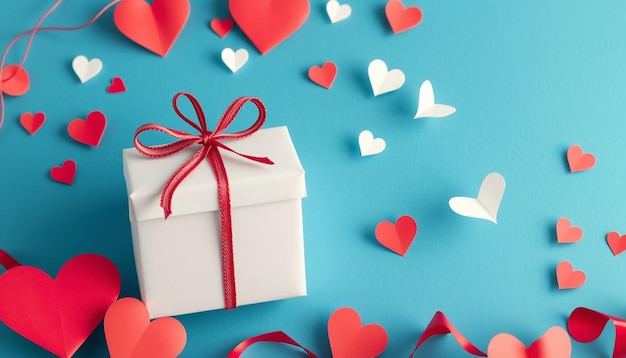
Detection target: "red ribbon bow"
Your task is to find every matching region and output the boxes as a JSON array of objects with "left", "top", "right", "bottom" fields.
[{"left": 134, "top": 92, "right": 274, "bottom": 309}]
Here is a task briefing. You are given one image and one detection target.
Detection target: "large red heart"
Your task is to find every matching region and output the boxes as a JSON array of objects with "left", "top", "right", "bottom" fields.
[
  {"left": 67, "top": 110, "right": 107, "bottom": 147},
  {"left": 375, "top": 215, "right": 417, "bottom": 256},
  {"left": 229, "top": 0, "right": 310, "bottom": 55},
  {"left": 0, "top": 254, "right": 121, "bottom": 357},
  {"left": 556, "top": 261, "right": 586, "bottom": 290},
  {"left": 328, "top": 307, "right": 388, "bottom": 358},
  {"left": 114, "top": 0, "right": 190, "bottom": 57},
  {"left": 1, "top": 64, "right": 30, "bottom": 96},
  {"left": 308, "top": 62, "right": 337, "bottom": 89},
  {"left": 105, "top": 297, "right": 187, "bottom": 358},
  {"left": 385, "top": 0, "right": 422, "bottom": 34},
  {"left": 487, "top": 326, "right": 571, "bottom": 358}
]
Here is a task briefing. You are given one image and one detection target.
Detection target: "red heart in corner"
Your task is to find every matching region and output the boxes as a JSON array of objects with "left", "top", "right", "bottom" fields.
[
  {"left": 385, "top": 0, "right": 423, "bottom": 34},
  {"left": 0, "top": 254, "right": 121, "bottom": 357},
  {"left": 375, "top": 215, "right": 417, "bottom": 256},
  {"left": 328, "top": 307, "right": 388, "bottom": 358}
]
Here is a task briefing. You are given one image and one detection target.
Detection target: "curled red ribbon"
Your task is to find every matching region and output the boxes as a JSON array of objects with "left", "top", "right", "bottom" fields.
[
  {"left": 0, "top": 249, "right": 21, "bottom": 271},
  {"left": 134, "top": 93, "right": 273, "bottom": 309},
  {"left": 410, "top": 311, "right": 486, "bottom": 357},
  {"left": 227, "top": 331, "right": 317, "bottom": 358},
  {"left": 567, "top": 307, "right": 626, "bottom": 358}
]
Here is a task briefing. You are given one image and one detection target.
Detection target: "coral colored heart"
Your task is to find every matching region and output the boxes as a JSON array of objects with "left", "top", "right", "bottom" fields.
[
  {"left": 556, "top": 218, "right": 583, "bottom": 244},
  {"left": 607, "top": 231, "right": 626, "bottom": 256},
  {"left": 556, "top": 261, "right": 586, "bottom": 290},
  {"left": 210, "top": 18, "right": 234, "bottom": 38},
  {"left": 105, "top": 298, "right": 187, "bottom": 358},
  {"left": 328, "top": 307, "right": 388, "bottom": 358},
  {"left": 107, "top": 77, "right": 126, "bottom": 94},
  {"left": 113, "top": 0, "right": 190, "bottom": 57},
  {"left": 0, "top": 254, "right": 121, "bottom": 357},
  {"left": 229, "top": 0, "right": 310, "bottom": 55},
  {"left": 50, "top": 160, "right": 77, "bottom": 185},
  {"left": 385, "top": 0, "right": 422, "bottom": 34},
  {"left": 375, "top": 215, "right": 417, "bottom": 256},
  {"left": 567, "top": 145, "right": 595, "bottom": 173},
  {"left": 68, "top": 111, "right": 107, "bottom": 147},
  {"left": 308, "top": 62, "right": 337, "bottom": 89},
  {"left": 487, "top": 326, "right": 571, "bottom": 358},
  {"left": 1, "top": 64, "right": 30, "bottom": 96},
  {"left": 19, "top": 112, "right": 45, "bottom": 135}
]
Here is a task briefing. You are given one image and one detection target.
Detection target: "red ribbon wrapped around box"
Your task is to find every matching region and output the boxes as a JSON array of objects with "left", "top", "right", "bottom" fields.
[{"left": 134, "top": 93, "right": 274, "bottom": 309}]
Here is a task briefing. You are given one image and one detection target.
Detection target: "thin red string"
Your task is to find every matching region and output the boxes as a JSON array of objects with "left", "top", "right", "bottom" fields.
[
  {"left": 0, "top": 0, "right": 122, "bottom": 129},
  {"left": 227, "top": 331, "right": 318, "bottom": 358},
  {"left": 568, "top": 307, "right": 626, "bottom": 358},
  {"left": 0, "top": 249, "right": 21, "bottom": 270}
]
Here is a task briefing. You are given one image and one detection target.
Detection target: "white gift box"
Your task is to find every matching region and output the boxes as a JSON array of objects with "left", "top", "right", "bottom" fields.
[{"left": 122, "top": 126, "right": 307, "bottom": 318}]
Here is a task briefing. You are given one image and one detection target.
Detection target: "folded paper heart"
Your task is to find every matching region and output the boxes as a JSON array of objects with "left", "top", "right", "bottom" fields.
[
  {"left": 328, "top": 307, "right": 388, "bottom": 358},
  {"left": 210, "top": 18, "right": 234, "bottom": 38},
  {"left": 50, "top": 159, "right": 77, "bottom": 185},
  {"left": 368, "top": 59, "right": 405, "bottom": 96},
  {"left": 607, "top": 231, "right": 626, "bottom": 256},
  {"left": 0, "top": 253, "right": 121, "bottom": 357},
  {"left": 19, "top": 112, "right": 45, "bottom": 135},
  {"left": 487, "top": 327, "right": 572, "bottom": 358},
  {"left": 566, "top": 145, "right": 595, "bottom": 173},
  {"left": 385, "top": 0, "right": 422, "bottom": 34},
  {"left": 326, "top": 0, "right": 351, "bottom": 23},
  {"left": 230, "top": 0, "right": 310, "bottom": 55},
  {"left": 67, "top": 110, "right": 107, "bottom": 147},
  {"left": 1, "top": 64, "right": 30, "bottom": 96},
  {"left": 105, "top": 297, "right": 186, "bottom": 358},
  {"left": 114, "top": 0, "right": 190, "bottom": 57},
  {"left": 358, "top": 130, "right": 385, "bottom": 156},
  {"left": 556, "top": 218, "right": 583, "bottom": 244},
  {"left": 308, "top": 62, "right": 337, "bottom": 89},
  {"left": 375, "top": 215, "right": 417, "bottom": 256},
  {"left": 414, "top": 80, "right": 456, "bottom": 119},
  {"left": 449, "top": 172, "right": 506, "bottom": 223},
  {"left": 556, "top": 261, "right": 586, "bottom": 290},
  {"left": 107, "top": 77, "right": 126, "bottom": 94},
  {"left": 72, "top": 55, "right": 102, "bottom": 84},
  {"left": 221, "top": 48, "right": 249, "bottom": 73}
]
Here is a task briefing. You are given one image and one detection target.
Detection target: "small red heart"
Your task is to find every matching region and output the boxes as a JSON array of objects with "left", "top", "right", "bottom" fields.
[
  {"left": 385, "top": 0, "right": 422, "bottom": 34},
  {"left": 375, "top": 215, "right": 417, "bottom": 256},
  {"left": 107, "top": 77, "right": 126, "bottom": 94},
  {"left": 567, "top": 145, "right": 595, "bottom": 173},
  {"left": 556, "top": 261, "right": 586, "bottom": 290},
  {"left": 210, "top": 18, "right": 234, "bottom": 38},
  {"left": 113, "top": 0, "right": 190, "bottom": 57},
  {"left": 328, "top": 307, "right": 388, "bottom": 358},
  {"left": 229, "top": 0, "right": 310, "bottom": 55},
  {"left": 0, "top": 254, "right": 121, "bottom": 357},
  {"left": 1, "top": 64, "right": 30, "bottom": 96},
  {"left": 19, "top": 112, "right": 46, "bottom": 135},
  {"left": 487, "top": 326, "right": 571, "bottom": 358},
  {"left": 308, "top": 62, "right": 337, "bottom": 89},
  {"left": 68, "top": 110, "right": 107, "bottom": 147},
  {"left": 607, "top": 232, "right": 626, "bottom": 256},
  {"left": 105, "top": 298, "right": 187, "bottom": 358},
  {"left": 556, "top": 217, "right": 583, "bottom": 244},
  {"left": 50, "top": 160, "right": 77, "bottom": 185}
]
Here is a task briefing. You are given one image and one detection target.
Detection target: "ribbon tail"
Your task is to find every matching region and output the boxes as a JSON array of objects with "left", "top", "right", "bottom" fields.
[
  {"left": 567, "top": 307, "right": 626, "bottom": 358},
  {"left": 409, "top": 311, "right": 486, "bottom": 357},
  {"left": 227, "top": 331, "right": 318, "bottom": 358},
  {"left": 0, "top": 249, "right": 21, "bottom": 271}
]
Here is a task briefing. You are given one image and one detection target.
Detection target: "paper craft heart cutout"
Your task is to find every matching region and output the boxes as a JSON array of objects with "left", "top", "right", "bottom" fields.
[
  {"left": 20, "top": 112, "right": 45, "bottom": 135},
  {"left": 107, "top": 77, "right": 126, "bottom": 94},
  {"left": 566, "top": 145, "right": 595, "bottom": 173},
  {"left": 308, "top": 62, "right": 337, "bottom": 89},
  {"left": 556, "top": 218, "right": 583, "bottom": 244},
  {"left": 1, "top": 64, "right": 30, "bottom": 96},
  {"left": 449, "top": 172, "right": 506, "bottom": 223},
  {"left": 0, "top": 254, "right": 121, "bottom": 357},
  {"left": 67, "top": 110, "right": 107, "bottom": 147},
  {"left": 114, "top": 0, "right": 190, "bottom": 57},
  {"left": 385, "top": 0, "right": 422, "bottom": 34},
  {"left": 105, "top": 297, "right": 187, "bottom": 358},
  {"left": 607, "top": 232, "right": 626, "bottom": 256},
  {"left": 210, "top": 18, "right": 234, "bottom": 38},
  {"left": 328, "top": 307, "right": 388, "bottom": 358},
  {"left": 229, "top": 0, "right": 310, "bottom": 55},
  {"left": 556, "top": 261, "right": 586, "bottom": 290},
  {"left": 358, "top": 130, "right": 385, "bottom": 156},
  {"left": 375, "top": 215, "right": 417, "bottom": 256},
  {"left": 487, "top": 326, "right": 571, "bottom": 358},
  {"left": 50, "top": 160, "right": 77, "bottom": 185}
]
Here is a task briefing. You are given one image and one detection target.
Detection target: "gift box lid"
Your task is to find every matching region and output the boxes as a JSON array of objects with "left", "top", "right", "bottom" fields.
[{"left": 123, "top": 126, "right": 306, "bottom": 222}]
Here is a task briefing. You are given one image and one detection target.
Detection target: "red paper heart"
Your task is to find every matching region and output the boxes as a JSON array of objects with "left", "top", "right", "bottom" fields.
[
  {"left": 113, "top": 0, "right": 190, "bottom": 57},
  {"left": 107, "top": 77, "right": 126, "bottom": 94},
  {"left": 50, "top": 160, "right": 77, "bottom": 185},
  {"left": 210, "top": 18, "right": 234, "bottom": 38},
  {"left": 68, "top": 110, "right": 107, "bottom": 147},
  {"left": 556, "top": 261, "right": 586, "bottom": 290},
  {"left": 375, "top": 215, "right": 417, "bottom": 256},
  {"left": 567, "top": 145, "right": 595, "bottom": 173},
  {"left": 308, "top": 62, "right": 337, "bottom": 89},
  {"left": 385, "top": 0, "right": 422, "bottom": 34},
  {"left": 487, "top": 326, "right": 571, "bottom": 358},
  {"left": 607, "top": 232, "right": 626, "bottom": 256},
  {"left": 19, "top": 112, "right": 45, "bottom": 135},
  {"left": 1, "top": 64, "right": 30, "bottom": 96},
  {"left": 105, "top": 297, "right": 187, "bottom": 358},
  {"left": 0, "top": 254, "right": 121, "bottom": 357},
  {"left": 556, "top": 218, "right": 583, "bottom": 244},
  {"left": 229, "top": 0, "right": 310, "bottom": 55},
  {"left": 328, "top": 307, "right": 388, "bottom": 358}
]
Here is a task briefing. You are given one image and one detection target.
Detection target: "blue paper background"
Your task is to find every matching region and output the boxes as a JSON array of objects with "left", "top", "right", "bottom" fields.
[{"left": 2, "top": 0, "right": 626, "bottom": 356}]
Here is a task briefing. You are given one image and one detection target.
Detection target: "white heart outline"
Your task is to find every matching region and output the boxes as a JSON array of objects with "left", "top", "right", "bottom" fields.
[
  {"left": 358, "top": 130, "right": 386, "bottom": 156},
  {"left": 72, "top": 55, "right": 103, "bottom": 84},
  {"left": 221, "top": 48, "right": 249, "bottom": 73},
  {"left": 368, "top": 59, "right": 405, "bottom": 96},
  {"left": 414, "top": 80, "right": 456, "bottom": 119},
  {"left": 326, "top": 0, "right": 352, "bottom": 23},
  {"left": 449, "top": 172, "right": 505, "bottom": 223}
]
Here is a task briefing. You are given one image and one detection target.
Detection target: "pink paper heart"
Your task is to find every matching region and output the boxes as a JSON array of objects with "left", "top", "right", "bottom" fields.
[
  {"left": 487, "top": 326, "right": 571, "bottom": 358},
  {"left": 328, "top": 307, "right": 388, "bottom": 358},
  {"left": 556, "top": 218, "right": 583, "bottom": 244}
]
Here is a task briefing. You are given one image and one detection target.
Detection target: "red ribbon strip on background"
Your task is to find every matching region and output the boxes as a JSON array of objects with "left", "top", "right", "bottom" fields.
[
  {"left": 227, "top": 331, "right": 318, "bottom": 358},
  {"left": 409, "top": 311, "right": 487, "bottom": 357},
  {"left": 567, "top": 307, "right": 626, "bottom": 358},
  {"left": 0, "top": 249, "right": 21, "bottom": 271},
  {"left": 134, "top": 93, "right": 273, "bottom": 309}
]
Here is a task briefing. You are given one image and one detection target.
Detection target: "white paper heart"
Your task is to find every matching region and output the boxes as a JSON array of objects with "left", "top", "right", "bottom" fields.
[
  {"left": 414, "top": 80, "right": 456, "bottom": 119},
  {"left": 449, "top": 172, "right": 505, "bottom": 223},
  {"left": 368, "top": 59, "right": 405, "bottom": 96},
  {"left": 221, "top": 48, "right": 249, "bottom": 73},
  {"left": 72, "top": 55, "right": 103, "bottom": 84},
  {"left": 358, "top": 130, "right": 385, "bottom": 156},
  {"left": 326, "top": 0, "right": 352, "bottom": 23}
]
